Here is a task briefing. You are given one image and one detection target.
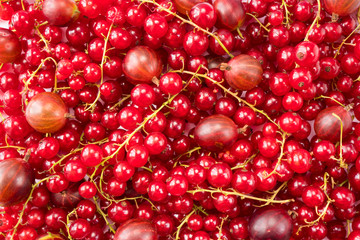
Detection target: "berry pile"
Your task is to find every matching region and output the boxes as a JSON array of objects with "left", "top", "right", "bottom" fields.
[{"left": 1, "top": 0, "right": 360, "bottom": 239}]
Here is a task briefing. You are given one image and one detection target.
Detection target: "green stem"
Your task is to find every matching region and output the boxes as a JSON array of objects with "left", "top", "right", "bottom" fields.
[
  {"left": 93, "top": 197, "right": 116, "bottom": 233},
  {"left": 187, "top": 188, "right": 294, "bottom": 204},
  {"left": 304, "top": 0, "right": 321, "bottom": 41},
  {"left": 139, "top": 0, "right": 234, "bottom": 58},
  {"left": 11, "top": 177, "right": 53, "bottom": 239},
  {"left": 85, "top": 24, "right": 113, "bottom": 112}
]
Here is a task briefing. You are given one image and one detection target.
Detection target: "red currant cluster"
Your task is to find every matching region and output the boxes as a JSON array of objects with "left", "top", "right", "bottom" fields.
[{"left": 1, "top": 0, "right": 360, "bottom": 239}]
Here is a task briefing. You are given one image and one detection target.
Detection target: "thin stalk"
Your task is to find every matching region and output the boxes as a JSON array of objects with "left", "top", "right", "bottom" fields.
[
  {"left": 304, "top": 0, "right": 321, "bottom": 41},
  {"left": 85, "top": 24, "right": 113, "bottom": 112},
  {"left": 139, "top": 0, "right": 234, "bottom": 58},
  {"left": 173, "top": 69, "right": 281, "bottom": 129},
  {"left": 187, "top": 188, "right": 294, "bottom": 204},
  {"left": 11, "top": 177, "right": 53, "bottom": 239}
]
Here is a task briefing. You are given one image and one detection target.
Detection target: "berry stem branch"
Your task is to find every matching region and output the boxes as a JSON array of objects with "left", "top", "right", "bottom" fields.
[
  {"left": 90, "top": 66, "right": 203, "bottom": 177},
  {"left": 139, "top": 0, "right": 234, "bottom": 58},
  {"left": 173, "top": 146, "right": 201, "bottom": 167},
  {"left": 49, "top": 148, "right": 82, "bottom": 174},
  {"left": 173, "top": 69, "right": 282, "bottom": 129},
  {"left": 266, "top": 132, "right": 288, "bottom": 178},
  {"left": 92, "top": 92, "right": 178, "bottom": 174},
  {"left": 246, "top": 13, "right": 270, "bottom": 32},
  {"left": 21, "top": 56, "right": 58, "bottom": 95},
  {"left": 314, "top": 95, "right": 346, "bottom": 108},
  {"left": 93, "top": 196, "right": 116, "bottom": 233},
  {"left": 187, "top": 187, "right": 294, "bottom": 204},
  {"left": 109, "top": 94, "right": 131, "bottom": 111},
  {"left": 11, "top": 176, "right": 53, "bottom": 239},
  {"left": 231, "top": 153, "right": 255, "bottom": 170},
  {"left": 332, "top": 113, "right": 346, "bottom": 169},
  {"left": 304, "top": 0, "right": 321, "bottom": 41},
  {"left": 34, "top": 21, "right": 52, "bottom": 53},
  {"left": 217, "top": 216, "right": 228, "bottom": 240},
  {"left": 174, "top": 209, "right": 196, "bottom": 240},
  {"left": 256, "top": 181, "right": 288, "bottom": 207},
  {"left": 66, "top": 208, "right": 77, "bottom": 240},
  {"left": 333, "top": 24, "right": 360, "bottom": 58},
  {"left": 85, "top": 24, "right": 113, "bottom": 112},
  {"left": 281, "top": 0, "right": 292, "bottom": 26}
]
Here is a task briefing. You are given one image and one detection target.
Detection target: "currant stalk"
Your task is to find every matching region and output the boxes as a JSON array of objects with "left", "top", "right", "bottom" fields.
[
  {"left": 90, "top": 66, "right": 203, "bottom": 177},
  {"left": 172, "top": 69, "right": 282, "bottom": 129},
  {"left": 85, "top": 24, "right": 113, "bottom": 112},
  {"left": 256, "top": 181, "right": 288, "bottom": 208},
  {"left": 93, "top": 196, "right": 116, "bottom": 233},
  {"left": 174, "top": 209, "right": 196, "bottom": 240},
  {"left": 246, "top": 13, "right": 270, "bottom": 32},
  {"left": 332, "top": 113, "right": 347, "bottom": 169},
  {"left": 304, "top": 0, "right": 321, "bottom": 41},
  {"left": 187, "top": 187, "right": 294, "bottom": 204},
  {"left": 11, "top": 176, "right": 54, "bottom": 239},
  {"left": 281, "top": 0, "right": 292, "bottom": 26},
  {"left": 139, "top": 0, "right": 234, "bottom": 58}
]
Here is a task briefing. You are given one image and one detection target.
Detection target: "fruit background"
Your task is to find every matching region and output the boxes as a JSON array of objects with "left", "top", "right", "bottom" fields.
[{"left": 1, "top": 0, "right": 360, "bottom": 239}]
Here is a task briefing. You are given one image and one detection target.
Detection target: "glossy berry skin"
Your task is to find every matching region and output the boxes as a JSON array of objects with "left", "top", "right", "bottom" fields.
[
  {"left": 185, "top": 164, "right": 206, "bottom": 185},
  {"left": 323, "top": 0, "right": 360, "bottom": 16},
  {"left": 25, "top": 92, "right": 68, "bottom": 133},
  {"left": 294, "top": 41, "right": 320, "bottom": 67},
  {"left": 114, "top": 219, "right": 157, "bottom": 240},
  {"left": 0, "top": 158, "right": 34, "bottom": 206},
  {"left": 330, "top": 187, "right": 355, "bottom": 209},
  {"left": 268, "top": 26, "right": 290, "bottom": 48},
  {"left": 123, "top": 46, "right": 163, "bottom": 84},
  {"left": 42, "top": 0, "right": 79, "bottom": 26},
  {"left": 288, "top": 149, "right": 312, "bottom": 173},
  {"left": 118, "top": 106, "right": 142, "bottom": 130},
  {"left": 279, "top": 112, "right": 302, "bottom": 134},
  {"left": 109, "top": 28, "right": 132, "bottom": 50},
  {"left": 209, "top": 29, "right": 235, "bottom": 55},
  {"left": 194, "top": 114, "right": 238, "bottom": 152},
  {"left": 69, "top": 218, "right": 90, "bottom": 239},
  {"left": 348, "top": 230, "right": 360, "bottom": 240},
  {"left": 223, "top": 54, "right": 263, "bottom": 91},
  {"left": 289, "top": 67, "right": 312, "bottom": 90},
  {"left": 46, "top": 173, "right": 69, "bottom": 193},
  {"left": 144, "top": 14, "right": 168, "bottom": 38},
  {"left": 294, "top": 1, "right": 312, "bottom": 21},
  {"left": 173, "top": 0, "right": 206, "bottom": 15},
  {"left": 80, "top": 144, "right": 103, "bottom": 167},
  {"left": 183, "top": 30, "right": 209, "bottom": 56},
  {"left": 63, "top": 160, "right": 86, "bottom": 183},
  {"left": 144, "top": 132, "right": 167, "bottom": 155},
  {"left": 166, "top": 175, "right": 188, "bottom": 196},
  {"left": 213, "top": 0, "right": 245, "bottom": 30},
  {"left": 254, "top": 168, "right": 277, "bottom": 192},
  {"left": 282, "top": 92, "right": 303, "bottom": 111},
  {"left": 269, "top": 73, "right": 291, "bottom": 97},
  {"left": 231, "top": 170, "right": 256, "bottom": 194},
  {"left": 131, "top": 84, "right": 155, "bottom": 107},
  {"left": 126, "top": 145, "right": 149, "bottom": 167},
  {"left": 159, "top": 72, "right": 183, "bottom": 95},
  {"left": 258, "top": 137, "right": 279, "bottom": 158},
  {"left": 314, "top": 106, "right": 352, "bottom": 142},
  {"left": 0, "top": 28, "right": 21, "bottom": 63},
  {"left": 249, "top": 207, "right": 292, "bottom": 240},
  {"left": 207, "top": 163, "right": 232, "bottom": 188},
  {"left": 11, "top": 10, "right": 34, "bottom": 34},
  {"left": 302, "top": 186, "right": 325, "bottom": 207},
  {"left": 313, "top": 140, "right": 335, "bottom": 161},
  {"left": 189, "top": 2, "right": 217, "bottom": 29},
  {"left": 148, "top": 181, "right": 167, "bottom": 202}
]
